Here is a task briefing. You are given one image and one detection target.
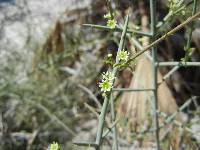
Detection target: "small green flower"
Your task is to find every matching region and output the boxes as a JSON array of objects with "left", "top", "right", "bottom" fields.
[
  {"left": 104, "top": 12, "right": 117, "bottom": 29},
  {"left": 168, "top": 0, "right": 185, "bottom": 15},
  {"left": 99, "top": 71, "right": 115, "bottom": 93},
  {"left": 104, "top": 13, "right": 112, "bottom": 19},
  {"left": 49, "top": 142, "right": 60, "bottom": 150},
  {"left": 138, "top": 37, "right": 146, "bottom": 44},
  {"left": 107, "top": 19, "right": 117, "bottom": 29},
  {"left": 99, "top": 80, "right": 113, "bottom": 92},
  {"left": 117, "top": 50, "right": 130, "bottom": 62},
  {"left": 102, "top": 71, "right": 115, "bottom": 81},
  {"left": 107, "top": 53, "right": 112, "bottom": 57},
  {"left": 181, "top": 10, "right": 186, "bottom": 16},
  {"left": 181, "top": 47, "right": 194, "bottom": 63}
]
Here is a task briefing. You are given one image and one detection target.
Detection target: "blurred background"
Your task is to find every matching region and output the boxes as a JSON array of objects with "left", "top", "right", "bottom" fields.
[{"left": 0, "top": 0, "right": 200, "bottom": 149}]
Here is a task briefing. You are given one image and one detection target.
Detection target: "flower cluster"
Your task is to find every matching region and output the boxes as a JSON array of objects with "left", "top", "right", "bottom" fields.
[
  {"left": 99, "top": 71, "right": 115, "bottom": 93},
  {"left": 168, "top": 0, "right": 186, "bottom": 16},
  {"left": 104, "top": 12, "right": 117, "bottom": 29},
  {"left": 181, "top": 47, "right": 194, "bottom": 63},
  {"left": 99, "top": 13, "right": 130, "bottom": 95},
  {"left": 107, "top": 19, "right": 117, "bottom": 29},
  {"left": 99, "top": 49, "right": 130, "bottom": 94},
  {"left": 117, "top": 50, "right": 130, "bottom": 62},
  {"left": 48, "top": 142, "right": 60, "bottom": 150}
]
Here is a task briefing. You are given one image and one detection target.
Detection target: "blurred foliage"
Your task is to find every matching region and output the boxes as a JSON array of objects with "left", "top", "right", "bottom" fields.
[
  {"left": 0, "top": 20, "right": 106, "bottom": 149},
  {"left": 0, "top": 0, "right": 200, "bottom": 149}
]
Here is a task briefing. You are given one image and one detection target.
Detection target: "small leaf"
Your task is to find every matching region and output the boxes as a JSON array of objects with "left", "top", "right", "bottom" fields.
[{"left": 104, "top": 53, "right": 114, "bottom": 65}]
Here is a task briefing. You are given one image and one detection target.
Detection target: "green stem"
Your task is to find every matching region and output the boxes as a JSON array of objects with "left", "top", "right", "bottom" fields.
[
  {"left": 112, "top": 88, "right": 153, "bottom": 92},
  {"left": 157, "top": 0, "right": 198, "bottom": 87},
  {"left": 126, "top": 11, "right": 200, "bottom": 64},
  {"left": 110, "top": 93, "right": 118, "bottom": 150},
  {"left": 95, "top": 15, "right": 129, "bottom": 149},
  {"left": 102, "top": 118, "right": 120, "bottom": 138},
  {"left": 184, "top": 0, "right": 197, "bottom": 61},
  {"left": 106, "top": 0, "right": 114, "bottom": 19},
  {"left": 150, "top": 0, "right": 160, "bottom": 149},
  {"left": 157, "top": 62, "right": 200, "bottom": 66},
  {"left": 83, "top": 24, "right": 152, "bottom": 37}
]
